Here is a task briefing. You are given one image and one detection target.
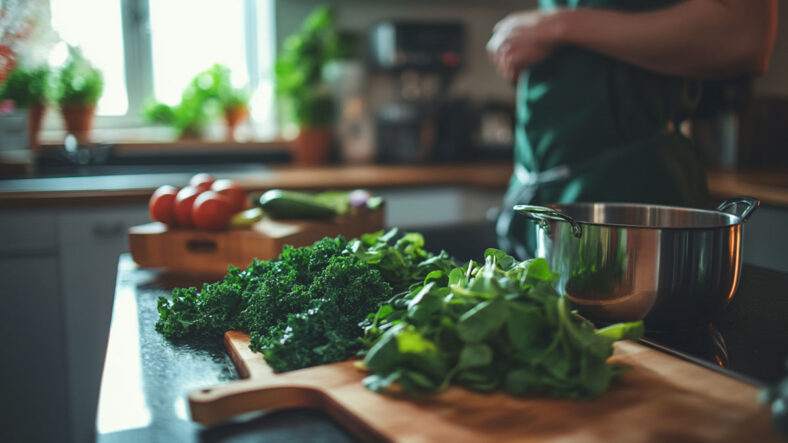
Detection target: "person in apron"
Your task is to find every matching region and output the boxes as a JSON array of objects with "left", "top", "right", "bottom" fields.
[{"left": 487, "top": 0, "right": 777, "bottom": 259}]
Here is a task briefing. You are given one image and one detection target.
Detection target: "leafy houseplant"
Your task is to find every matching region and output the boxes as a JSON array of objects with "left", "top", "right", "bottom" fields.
[
  {"left": 55, "top": 47, "right": 103, "bottom": 144},
  {"left": 0, "top": 65, "right": 50, "bottom": 148},
  {"left": 142, "top": 64, "right": 249, "bottom": 140},
  {"left": 275, "top": 6, "right": 342, "bottom": 164}
]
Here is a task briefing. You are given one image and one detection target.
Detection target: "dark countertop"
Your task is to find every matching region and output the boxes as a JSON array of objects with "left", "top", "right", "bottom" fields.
[{"left": 97, "top": 224, "right": 788, "bottom": 442}]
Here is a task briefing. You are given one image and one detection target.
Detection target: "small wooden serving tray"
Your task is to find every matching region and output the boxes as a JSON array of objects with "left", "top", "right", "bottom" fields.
[
  {"left": 128, "top": 207, "right": 384, "bottom": 274},
  {"left": 188, "top": 331, "right": 782, "bottom": 442}
]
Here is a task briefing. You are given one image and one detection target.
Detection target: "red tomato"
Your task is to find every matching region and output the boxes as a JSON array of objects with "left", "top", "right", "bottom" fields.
[
  {"left": 189, "top": 173, "right": 215, "bottom": 193},
  {"left": 192, "top": 191, "right": 233, "bottom": 230},
  {"left": 149, "top": 185, "right": 179, "bottom": 226},
  {"left": 174, "top": 186, "right": 202, "bottom": 228},
  {"left": 211, "top": 179, "right": 249, "bottom": 213}
]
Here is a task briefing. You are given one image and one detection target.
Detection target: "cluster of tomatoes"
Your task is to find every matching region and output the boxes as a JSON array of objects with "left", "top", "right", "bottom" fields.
[{"left": 149, "top": 173, "right": 249, "bottom": 230}]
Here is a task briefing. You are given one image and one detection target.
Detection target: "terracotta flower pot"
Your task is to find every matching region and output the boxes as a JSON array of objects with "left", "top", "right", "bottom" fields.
[
  {"left": 293, "top": 127, "right": 333, "bottom": 165},
  {"left": 60, "top": 105, "right": 96, "bottom": 145},
  {"left": 224, "top": 106, "right": 248, "bottom": 141},
  {"left": 28, "top": 102, "right": 46, "bottom": 149}
]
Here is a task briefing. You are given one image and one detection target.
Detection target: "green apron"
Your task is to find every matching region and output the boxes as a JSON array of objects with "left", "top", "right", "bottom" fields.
[{"left": 497, "top": 0, "right": 709, "bottom": 259}]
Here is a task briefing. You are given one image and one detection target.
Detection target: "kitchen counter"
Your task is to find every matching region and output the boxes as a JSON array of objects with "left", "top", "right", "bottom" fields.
[
  {"left": 1, "top": 161, "right": 787, "bottom": 208},
  {"left": 0, "top": 163, "right": 513, "bottom": 208},
  {"left": 96, "top": 224, "right": 788, "bottom": 442}
]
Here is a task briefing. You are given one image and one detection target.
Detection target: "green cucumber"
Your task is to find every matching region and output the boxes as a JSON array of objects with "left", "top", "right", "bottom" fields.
[{"left": 258, "top": 189, "right": 338, "bottom": 219}]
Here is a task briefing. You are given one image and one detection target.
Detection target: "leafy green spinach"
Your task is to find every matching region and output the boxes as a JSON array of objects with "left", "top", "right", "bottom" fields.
[{"left": 361, "top": 248, "right": 643, "bottom": 400}]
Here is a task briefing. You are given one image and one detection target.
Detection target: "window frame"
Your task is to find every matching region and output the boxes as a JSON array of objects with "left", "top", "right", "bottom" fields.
[{"left": 43, "top": 0, "right": 276, "bottom": 135}]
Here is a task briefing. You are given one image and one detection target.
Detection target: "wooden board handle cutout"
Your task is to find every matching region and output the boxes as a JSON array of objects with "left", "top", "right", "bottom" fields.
[
  {"left": 189, "top": 374, "right": 388, "bottom": 442},
  {"left": 185, "top": 239, "right": 218, "bottom": 254}
]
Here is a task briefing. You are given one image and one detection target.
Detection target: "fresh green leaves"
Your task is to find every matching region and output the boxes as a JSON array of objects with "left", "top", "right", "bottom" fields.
[
  {"left": 55, "top": 46, "right": 103, "bottom": 107},
  {"left": 141, "top": 63, "right": 248, "bottom": 137},
  {"left": 156, "top": 234, "right": 642, "bottom": 400},
  {"left": 275, "top": 6, "right": 340, "bottom": 127},
  {"left": 156, "top": 230, "right": 453, "bottom": 373},
  {"left": 361, "top": 249, "right": 644, "bottom": 400},
  {"left": 348, "top": 229, "right": 455, "bottom": 292},
  {"left": 0, "top": 65, "right": 50, "bottom": 106}
]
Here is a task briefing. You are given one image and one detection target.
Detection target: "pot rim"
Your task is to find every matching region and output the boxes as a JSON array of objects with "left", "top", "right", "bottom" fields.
[{"left": 542, "top": 201, "right": 752, "bottom": 230}]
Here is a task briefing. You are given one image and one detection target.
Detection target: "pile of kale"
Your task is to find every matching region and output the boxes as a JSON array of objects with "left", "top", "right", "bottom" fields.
[{"left": 155, "top": 229, "right": 454, "bottom": 372}]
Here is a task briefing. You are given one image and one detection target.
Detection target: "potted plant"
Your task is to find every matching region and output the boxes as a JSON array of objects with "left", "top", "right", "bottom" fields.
[
  {"left": 55, "top": 46, "right": 103, "bottom": 145},
  {"left": 142, "top": 64, "right": 249, "bottom": 141},
  {"left": 220, "top": 88, "right": 249, "bottom": 141},
  {"left": 275, "top": 6, "right": 342, "bottom": 165},
  {"left": 0, "top": 65, "right": 50, "bottom": 148}
]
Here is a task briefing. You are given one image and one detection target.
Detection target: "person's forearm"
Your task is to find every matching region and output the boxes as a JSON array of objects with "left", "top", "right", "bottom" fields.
[{"left": 554, "top": 0, "right": 777, "bottom": 79}]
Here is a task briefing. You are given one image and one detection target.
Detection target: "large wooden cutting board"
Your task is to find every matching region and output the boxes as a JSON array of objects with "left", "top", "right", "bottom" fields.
[
  {"left": 129, "top": 207, "right": 384, "bottom": 274},
  {"left": 188, "top": 331, "right": 782, "bottom": 442}
]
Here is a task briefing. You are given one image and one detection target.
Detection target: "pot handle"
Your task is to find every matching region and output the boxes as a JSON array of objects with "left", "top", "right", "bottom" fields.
[
  {"left": 716, "top": 196, "right": 760, "bottom": 222},
  {"left": 513, "top": 205, "right": 583, "bottom": 238}
]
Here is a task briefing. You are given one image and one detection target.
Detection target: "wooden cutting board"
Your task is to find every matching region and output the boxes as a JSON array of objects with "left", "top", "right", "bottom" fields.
[
  {"left": 188, "top": 331, "right": 782, "bottom": 442},
  {"left": 128, "top": 207, "right": 384, "bottom": 274}
]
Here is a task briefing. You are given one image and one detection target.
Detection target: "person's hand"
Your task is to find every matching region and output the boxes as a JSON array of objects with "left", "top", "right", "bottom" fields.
[{"left": 487, "top": 10, "right": 565, "bottom": 83}]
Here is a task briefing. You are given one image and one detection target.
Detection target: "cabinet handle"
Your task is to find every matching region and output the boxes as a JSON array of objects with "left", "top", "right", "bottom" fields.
[{"left": 92, "top": 222, "right": 125, "bottom": 238}]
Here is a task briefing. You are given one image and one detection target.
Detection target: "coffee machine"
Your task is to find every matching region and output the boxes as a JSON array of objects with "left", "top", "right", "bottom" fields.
[{"left": 369, "top": 21, "right": 467, "bottom": 163}]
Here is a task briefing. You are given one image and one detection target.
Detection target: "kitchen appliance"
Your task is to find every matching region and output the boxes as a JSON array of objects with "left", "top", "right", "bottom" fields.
[
  {"left": 514, "top": 197, "right": 759, "bottom": 329},
  {"left": 370, "top": 21, "right": 463, "bottom": 71},
  {"left": 369, "top": 21, "right": 468, "bottom": 163},
  {"left": 186, "top": 330, "right": 779, "bottom": 441},
  {"left": 467, "top": 100, "right": 515, "bottom": 160}
]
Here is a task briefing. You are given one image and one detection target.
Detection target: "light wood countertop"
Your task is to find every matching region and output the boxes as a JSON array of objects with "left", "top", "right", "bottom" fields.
[
  {"left": 1, "top": 162, "right": 786, "bottom": 209},
  {"left": 0, "top": 163, "right": 513, "bottom": 208}
]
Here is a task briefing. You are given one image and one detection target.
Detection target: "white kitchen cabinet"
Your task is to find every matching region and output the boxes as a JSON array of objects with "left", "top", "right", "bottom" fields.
[
  {"left": 0, "top": 204, "right": 149, "bottom": 443},
  {"left": 0, "top": 256, "right": 69, "bottom": 442},
  {"left": 0, "top": 235, "right": 68, "bottom": 442},
  {"left": 57, "top": 204, "right": 150, "bottom": 443}
]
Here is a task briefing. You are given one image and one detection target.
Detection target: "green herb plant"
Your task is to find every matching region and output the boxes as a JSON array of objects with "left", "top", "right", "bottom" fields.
[
  {"left": 55, "top": 46, "right": 103, "bottom": 108},
  {"left": 361, "top": 249, "right": 644, "bottom": 400},
  {"left": 275, "top": 6, "right": 342, "bottom": 128},
  {"left": 142, "top": 63, "right": 248, "bottom": 138},
  {"left": 0, "top": 65, "right": 50, "bottom": 107}
]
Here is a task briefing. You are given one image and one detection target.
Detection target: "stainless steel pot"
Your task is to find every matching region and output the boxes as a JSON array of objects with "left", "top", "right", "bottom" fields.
[{"left": 514, "top": 197, "right": 759, "bottom": 329}]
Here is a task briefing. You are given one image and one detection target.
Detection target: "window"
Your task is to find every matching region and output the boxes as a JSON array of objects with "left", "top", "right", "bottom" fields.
[
  {"left": 47, "top": 0, "right": 276, "bottom": 137},
  {"left": 149, "top": 0, "right": 248, "bottom": 106},
  {"left": 50, "top": 0, "right": 127, "bottom": 115}
]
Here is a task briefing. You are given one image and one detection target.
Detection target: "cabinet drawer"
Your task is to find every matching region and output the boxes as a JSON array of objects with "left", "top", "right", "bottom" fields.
[
  {"left": 57, "top": 205, "right": 149, "bottom": 246},
  {"left": 0, "top": 209, "right": 58, "bottom": 255}
]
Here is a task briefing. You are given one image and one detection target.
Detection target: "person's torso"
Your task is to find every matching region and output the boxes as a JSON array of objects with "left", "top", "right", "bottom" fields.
[{"left": 516, "top": 0, "right": 701, "bottom": 173}]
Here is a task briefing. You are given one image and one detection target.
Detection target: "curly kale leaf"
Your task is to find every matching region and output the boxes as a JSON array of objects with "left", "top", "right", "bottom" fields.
[
  {"left": 156, "top": 235, "right": 429, "bottom": 372},
  {"left": 246, "top": 254, "right": 393, "bottom": 371}
]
